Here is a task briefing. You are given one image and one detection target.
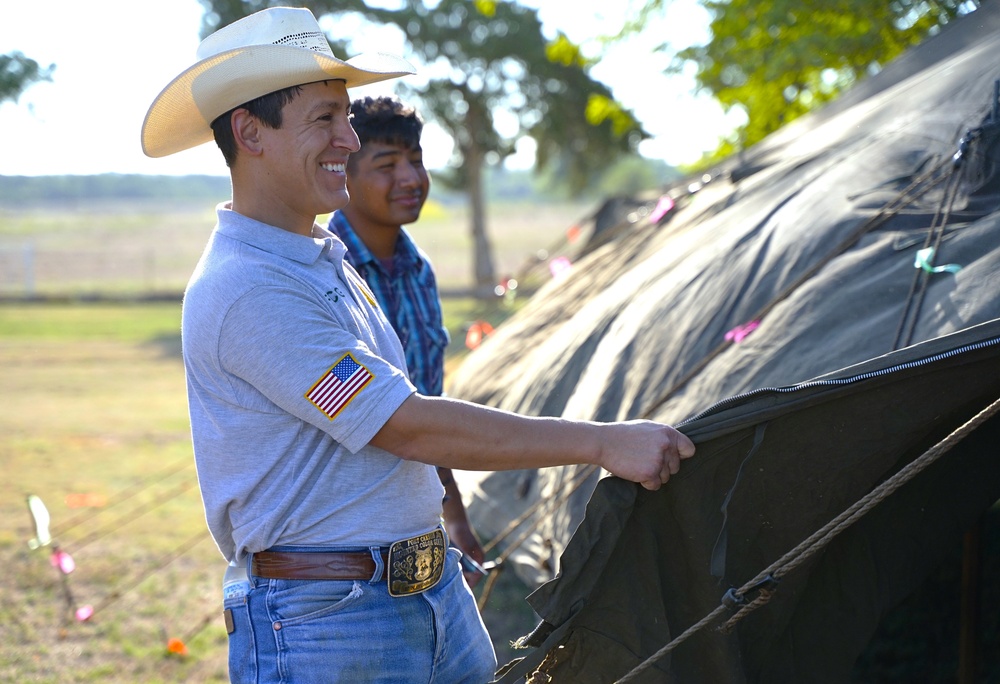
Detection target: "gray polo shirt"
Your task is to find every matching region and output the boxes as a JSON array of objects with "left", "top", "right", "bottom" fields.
[{"left": 183, "top": 206, "right": 443, "bottom": 562}]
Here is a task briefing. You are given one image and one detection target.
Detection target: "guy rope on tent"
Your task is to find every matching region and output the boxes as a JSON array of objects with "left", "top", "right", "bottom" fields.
[
  {"left": 614, "top": 393, "right": 1000, "bottom": 683},
  {"left": 640, "top": 82, "right": 1000, "bottom": 421}
]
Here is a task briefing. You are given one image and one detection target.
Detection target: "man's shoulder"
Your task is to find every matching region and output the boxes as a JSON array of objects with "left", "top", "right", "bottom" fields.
[
  {"left": 397, "top": 228, "right": 434, "bottom": 266},
  {"left": 186, "top": 235, "right": 309, "bottom": 319}
]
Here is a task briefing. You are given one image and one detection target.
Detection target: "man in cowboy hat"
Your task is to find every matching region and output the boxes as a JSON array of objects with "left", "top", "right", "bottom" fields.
[{"left": 143, "top": 7, "right": 695, "bottom": 684}]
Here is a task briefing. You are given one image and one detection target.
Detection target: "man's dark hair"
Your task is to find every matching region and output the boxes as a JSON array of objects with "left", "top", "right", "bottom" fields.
[
  {"left": 210, "top": 85, "right": 302, "bottom": 167},
  {"left": 350, "top": 96, "right": 423, "bottom": 151}
]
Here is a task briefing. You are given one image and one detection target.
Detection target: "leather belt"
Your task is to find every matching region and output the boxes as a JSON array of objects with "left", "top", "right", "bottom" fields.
[{"left": 251, "top": 550, "right": 389, "bottom": 581}]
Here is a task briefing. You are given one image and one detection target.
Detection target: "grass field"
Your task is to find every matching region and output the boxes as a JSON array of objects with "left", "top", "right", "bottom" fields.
[
  {"left": 0, "top": 200, "right": 585, "bottom": 682},
  {"left": 0, "top": 303, "right": 227, "bottom": 683},
  {"left": 0, "top": 198, "right": 588, "bottom": 298}
]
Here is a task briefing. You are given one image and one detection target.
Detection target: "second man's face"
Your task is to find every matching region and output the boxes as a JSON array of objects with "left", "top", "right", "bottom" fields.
[{"left": 345, "top": 140, "right": 430, "bottom": 230}]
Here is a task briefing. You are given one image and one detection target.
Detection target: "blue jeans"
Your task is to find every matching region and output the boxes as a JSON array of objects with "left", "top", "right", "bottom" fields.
[{"left": 225, "top": 546, "right": 497, "bottom": 683}]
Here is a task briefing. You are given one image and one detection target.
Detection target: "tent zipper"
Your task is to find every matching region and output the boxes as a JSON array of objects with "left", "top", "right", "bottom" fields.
[{"left": 679, "top": 334, "right": 1000, "bottom": 426}]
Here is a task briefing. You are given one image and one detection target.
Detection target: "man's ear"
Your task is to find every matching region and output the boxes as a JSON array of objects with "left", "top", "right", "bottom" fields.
[{"left": 231, "top": 109, "right": 263, "bottom": 156}]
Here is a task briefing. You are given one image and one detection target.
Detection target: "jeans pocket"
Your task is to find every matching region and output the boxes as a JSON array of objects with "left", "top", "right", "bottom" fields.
[
  {"left": 224, "top": 597, "right": 257, "bottom": 684},
  {"left": 266, "top": 579, "right": 364, "bottom": 627}
]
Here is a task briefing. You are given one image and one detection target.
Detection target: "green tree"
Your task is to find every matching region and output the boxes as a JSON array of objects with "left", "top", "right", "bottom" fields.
[
  {"left": 621, "top": 0, "right": 976, "bottom": 158},
  {"left": 199, "top": 0, "right": 648, "bottom": 294},
  {"left": 593, "top": 155, "right": 681, "bottom": 196},
  {"left": 0, "top": 52, "right": 54, "bottom": 105}
]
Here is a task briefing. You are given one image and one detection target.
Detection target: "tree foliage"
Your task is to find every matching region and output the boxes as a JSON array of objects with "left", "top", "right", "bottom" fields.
[
  {"left": 201, "top": 0, "right": 647, "bottom": 191},
  {"left": 200, "top": 0, "right": 649, "bottom": 290},
  {"left": 0, "top": 52, "right": 54, "bottom": 105},
  {"left": 626, "top": 0, "right": 977, "bottom": 156}
]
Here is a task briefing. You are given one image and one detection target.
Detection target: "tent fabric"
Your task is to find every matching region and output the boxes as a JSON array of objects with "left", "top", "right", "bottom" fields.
[
  {"left": 445, "top": 3, "right": 1000, "bottom": 680},
  {"left": 518, "top": 325, "right": 1000, "bottom": 682}
]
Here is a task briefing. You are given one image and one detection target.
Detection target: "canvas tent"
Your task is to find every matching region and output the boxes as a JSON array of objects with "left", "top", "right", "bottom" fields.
[{"left": 447, "top": 3, "right": 1000, "bottom": 681}]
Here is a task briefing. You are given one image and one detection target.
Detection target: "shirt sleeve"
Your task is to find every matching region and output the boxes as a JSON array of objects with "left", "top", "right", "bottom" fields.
[{"left": 216, "top": 284, "right": 415, "bottom": 453}]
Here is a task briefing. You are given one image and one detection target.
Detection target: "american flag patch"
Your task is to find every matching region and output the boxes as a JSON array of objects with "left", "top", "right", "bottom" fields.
[{"left": 305, "top": 353, "right": 373, "bottom": 419}]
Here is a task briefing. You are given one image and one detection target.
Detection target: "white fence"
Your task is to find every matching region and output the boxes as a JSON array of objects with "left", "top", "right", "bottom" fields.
[{"left": 0, "top": 242, "right": 197, "bottom": 298}]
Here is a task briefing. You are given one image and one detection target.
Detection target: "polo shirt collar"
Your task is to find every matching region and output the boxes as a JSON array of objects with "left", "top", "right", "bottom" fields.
[{"left": 216, "top": 205, "right": 345, "bottom": 265}]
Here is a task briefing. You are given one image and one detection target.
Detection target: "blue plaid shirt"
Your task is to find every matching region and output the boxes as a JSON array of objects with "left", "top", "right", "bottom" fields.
[{"left": 329, "top": 211, "right": 449, "bottom": 396}]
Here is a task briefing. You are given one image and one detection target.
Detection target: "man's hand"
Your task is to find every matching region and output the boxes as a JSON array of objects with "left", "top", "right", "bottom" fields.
[
  {"left": 596, "top": 421, "right": 696, "bottom": 490},
  {"left": 438, "top": 467, "right": 488, "bottom": 588},
  {"left": 447, "top": 518, "right": 487, "bottom": 588}
]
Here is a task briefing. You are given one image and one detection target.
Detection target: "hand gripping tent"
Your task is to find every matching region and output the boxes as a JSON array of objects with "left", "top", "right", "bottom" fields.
[{"left": 448, "top": 4, "right": 1000, "bottom": 682}]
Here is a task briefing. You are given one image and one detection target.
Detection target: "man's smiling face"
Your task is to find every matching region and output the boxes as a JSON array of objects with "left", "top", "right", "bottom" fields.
[{"left": 256, "top": 80, "right": 361, "bottom": 226}]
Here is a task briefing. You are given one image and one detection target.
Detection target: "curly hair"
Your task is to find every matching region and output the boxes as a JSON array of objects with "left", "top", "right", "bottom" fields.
[{"left": 349, "top": 96, "right": 423, "bottom": 151}]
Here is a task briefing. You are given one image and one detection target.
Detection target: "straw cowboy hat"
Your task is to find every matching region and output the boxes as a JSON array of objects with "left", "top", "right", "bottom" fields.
[{"left": 141, "top": 6, "right": 415, "bottom": 158}]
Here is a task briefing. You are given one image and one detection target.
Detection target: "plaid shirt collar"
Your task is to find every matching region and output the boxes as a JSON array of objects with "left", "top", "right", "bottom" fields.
[{"left": 328, "top": 211, "right": 422, "bottom": 275}]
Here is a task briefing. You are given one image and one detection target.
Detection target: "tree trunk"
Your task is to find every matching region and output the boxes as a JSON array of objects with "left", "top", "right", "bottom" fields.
[
  {"left": 467, "top": 159, "right": 495, "bottom": 297},
  {"left": 461, "top": 111, "right": 496, "bottom": 298}
]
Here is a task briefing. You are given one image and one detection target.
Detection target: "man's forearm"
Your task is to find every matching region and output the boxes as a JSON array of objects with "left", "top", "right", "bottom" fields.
[
  {"left": 370, "top": 393, "right": 695, "bottom": 491},
  {"left": 371, "top": 394, "right": 601, "bottom": 471}
]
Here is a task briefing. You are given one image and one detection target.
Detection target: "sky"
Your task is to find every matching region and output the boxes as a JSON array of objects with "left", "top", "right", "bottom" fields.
[{"left": 0, "top": 0, "right": 743, "bottom": 177}]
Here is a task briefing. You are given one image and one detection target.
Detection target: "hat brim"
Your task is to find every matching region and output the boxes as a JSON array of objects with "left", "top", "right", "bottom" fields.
[{"left": 142, "top": 45, "right": 414, "bottom": 158}]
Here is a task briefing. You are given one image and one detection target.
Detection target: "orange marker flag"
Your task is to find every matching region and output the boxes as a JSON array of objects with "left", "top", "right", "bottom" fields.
[{"left": 166, "top": 637, "right": 189, "bottom": 657}]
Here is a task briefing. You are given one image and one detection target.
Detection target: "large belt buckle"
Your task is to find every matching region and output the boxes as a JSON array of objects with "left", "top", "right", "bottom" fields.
[{"left": 387, "top": 528, "right": 447, "bottom": 597}]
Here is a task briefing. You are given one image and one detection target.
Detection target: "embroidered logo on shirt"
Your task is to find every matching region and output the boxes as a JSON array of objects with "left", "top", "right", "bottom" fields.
[
  {"left": 323, "top": 287, "right": 347, "bottom": 303},
  {"left": 305, "top": 353, "right": 373, "bottom": 420}
]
